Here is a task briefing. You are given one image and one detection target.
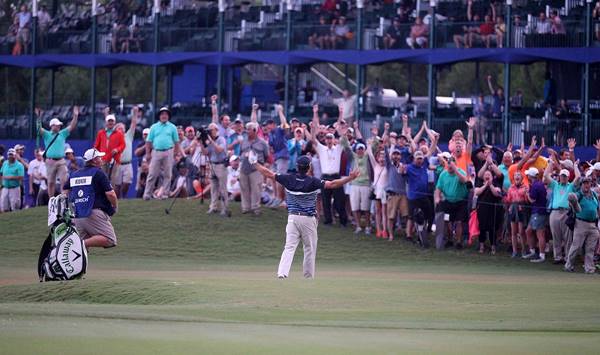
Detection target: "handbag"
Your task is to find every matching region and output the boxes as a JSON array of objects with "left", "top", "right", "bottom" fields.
[{"left": 369, "top": 168, "right": 384, "bottom": 200}]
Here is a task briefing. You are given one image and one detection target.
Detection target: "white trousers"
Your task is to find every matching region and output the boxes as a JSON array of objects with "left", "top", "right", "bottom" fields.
[{"left": 278, "top": 214, "right": 318, "bottom": 279}]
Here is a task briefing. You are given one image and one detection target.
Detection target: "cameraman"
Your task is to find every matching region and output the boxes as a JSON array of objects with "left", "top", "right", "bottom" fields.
[{"left": 200, "top": 123, "right": 229, "bottom": 216}]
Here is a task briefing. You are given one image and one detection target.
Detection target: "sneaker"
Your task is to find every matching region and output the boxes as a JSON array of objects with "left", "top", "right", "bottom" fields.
[
  {"left": 552, "top": 259, "right": 565, "bottom": 265},
  {"left": 364, "top": 227, "right": 372, "bottom": 235},
  {"left": 511, "top": 252, "right": 519, "bottom": 258},
  {"left": 354, "top": 227, "right": 363, "bottom": 234},
  {"left": 206, "top": 209, "right": 218, "bottom": 214},
  {"left": 491, "top": 246, "right": 496, "bottom": 255},
  {"left": 522, "top": 252, "right": 536, "bottom": 259},
  {"left": 277, "top": 275, "right": 288, "bottom": 279},
  {"left": 220, "top": 210, "right": 231, "bottom": 218},
  {"left": 584, "top": 270, "right": 596, "bottom": 274},
  {"left": 382, "top": 230, "right": 388, "bottom": 239},
  {"left": 531, "top": 256, "right": 545, "bottom": 263},
  {"left": 564, "top": 267, "right": 575, "bottom": 273}
]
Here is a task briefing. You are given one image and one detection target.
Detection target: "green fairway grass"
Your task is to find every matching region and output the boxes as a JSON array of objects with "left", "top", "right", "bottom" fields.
[{"left": 1, "top": 200, "right": 599, "bottom": 354}]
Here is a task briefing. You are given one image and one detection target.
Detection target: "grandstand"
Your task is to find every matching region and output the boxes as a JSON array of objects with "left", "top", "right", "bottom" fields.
[{"left": 0, "top": 0, "right": 599, "bottom": 145}]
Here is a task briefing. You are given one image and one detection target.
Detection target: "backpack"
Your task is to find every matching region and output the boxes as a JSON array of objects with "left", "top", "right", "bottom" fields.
[
  {"left": 565, "top": 191, "right": 598, "bottom": 231},
  {"left": 37, "top": 195, "right": 88, "bottom": 282}
]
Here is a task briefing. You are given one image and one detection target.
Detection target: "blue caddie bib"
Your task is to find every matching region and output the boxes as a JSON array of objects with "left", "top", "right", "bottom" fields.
[{"left": 68, "top": 167, "right": 98, "bottom": 218}]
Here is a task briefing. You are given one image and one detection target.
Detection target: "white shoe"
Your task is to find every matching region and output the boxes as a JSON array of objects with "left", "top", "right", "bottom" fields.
[
  {"left": 364, "top": 227, "right": 372, "bottom": 235},
  {"left": 354, "top": 227, "right": 363, "bottom": 234},
  {"left": 531, "top": 256, "right": 545, "bottom": 263}
]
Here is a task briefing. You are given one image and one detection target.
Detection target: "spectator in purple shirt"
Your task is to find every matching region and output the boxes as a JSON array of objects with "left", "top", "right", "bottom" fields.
[
  {"left": 264, "top": 105, "right": 290, "bottom": 208},
  {"left": 524, "top": 167, "right": 549, "bottom": 263}
]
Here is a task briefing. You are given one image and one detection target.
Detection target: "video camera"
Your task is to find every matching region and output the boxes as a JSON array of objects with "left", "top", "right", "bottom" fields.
[{"left": 196, "top": 126, "right": 210, "bottom": 147}]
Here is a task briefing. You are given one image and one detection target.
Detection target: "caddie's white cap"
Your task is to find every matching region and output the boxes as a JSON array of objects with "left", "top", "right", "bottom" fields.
[
  {"left": 49, "top": 118, "right": 63, "bottom": 126},
  {"left": 142, "top": 128, "right": 150, "bottom": 135},
  {"left": 559, "top": 169, "right": 570, "bottom": 177},
  {"left": 105, "top": 114, "right": 116, "bottom": 122},
  {"left": 525, "top": 167, "right": 539, "bottom": 177},
  {"left": 65, "top": 148, "right": 74, "bottom": 154},
  {"left": 83, "top": 148, "right": 106, "bottom": 162},
  {"left": 593, "top": 162, "right": 600, "bottom": 171}
]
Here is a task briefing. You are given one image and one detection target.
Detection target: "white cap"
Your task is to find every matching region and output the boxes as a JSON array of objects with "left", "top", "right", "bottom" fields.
[
  {"left": 325, "top": 133, "right": 335, "bottom": 138},
  {"left": 559, "top": 169, "right": 570, "bottom": 177},
  {"left": 355, "top": 143, "right": 366, "bottom": 150},
  {"left": 142, "top": 128, "right": 150, "bottom": 135},
  {"left": 7, "top": 148, "right": 16, "bottom": 155},
  {"left": 83, "top": 148, "right": 106, "bottom": 162},
  {"left": 525, "top": 167, "right": 539, "bottom": 177},
  {"left": 559, "top": 159, "right": 574, "bottom": 170},
  {"left": 229, "top": 155, "right": 239, "bottom": 163},
  {"left": 65, "top": 148, "right": 74, "bottom": 154},
  {"left": 105, "top": 114, "right": 116, "bottom": 122},
  {"left": 593, "top": 162, "right": 600, "bottom": 171},
  {"left": 49, "top": 118, "right": 63, "bottom": 127},
  {"left": 438, "top": 152, "right": 452, "bottom": 160}
]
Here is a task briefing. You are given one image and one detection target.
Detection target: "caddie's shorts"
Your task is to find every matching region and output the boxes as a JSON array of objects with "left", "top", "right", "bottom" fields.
[{"left": 74, "top": 209, "right": 117, "bottom": 247}]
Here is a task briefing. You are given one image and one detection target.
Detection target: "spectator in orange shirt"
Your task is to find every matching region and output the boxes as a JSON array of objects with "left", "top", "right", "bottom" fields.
[{"left": 93, "top": 113, "right": 126, "bottom": 195}]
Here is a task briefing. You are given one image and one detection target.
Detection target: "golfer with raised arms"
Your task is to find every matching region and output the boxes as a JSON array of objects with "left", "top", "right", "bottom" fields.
[{"left": 254, "top": 155, "right": 360, "bottom": 279}]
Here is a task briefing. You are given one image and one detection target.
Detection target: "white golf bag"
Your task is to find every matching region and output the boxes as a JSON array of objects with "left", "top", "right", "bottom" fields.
[{"left": 37, "top": 195, "right": 88, "bottom": 282}]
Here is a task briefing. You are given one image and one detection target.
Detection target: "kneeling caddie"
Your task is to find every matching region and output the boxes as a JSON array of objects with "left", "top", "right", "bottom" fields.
[
  {"left": 254, "top": 155, "right": 359, "bottom": 279},
  {"left": 63, "top": 148, "right": 119, "bottom": 249}
]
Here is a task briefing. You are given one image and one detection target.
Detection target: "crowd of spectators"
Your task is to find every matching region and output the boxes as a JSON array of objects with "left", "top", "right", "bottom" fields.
[{"left": 2, "top": 89, "right": 600, "bottom": 275}]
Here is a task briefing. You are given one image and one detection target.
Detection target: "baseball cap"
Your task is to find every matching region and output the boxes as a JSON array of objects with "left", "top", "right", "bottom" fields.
[
  {"left": 559, "top": 159, "right": 574, "bottom": 170},
  {"left": 14, "top": 144, "right": 24, "bottom": 150},
  {"left": 65, "top": 148, "right": 74, "bottom": 154},
  {"left": 525, "top": 167, "right": 539, "bottom": 177},
  {"left": 414, "top": 150, "right": 424, "bottom": 159},
  {"left": 7, "top": 148, "right": 16, "bottom": 156},
  {"left": 438, "top": 152, "right": 452, "bottom": 160},
  {"left": 290, "top": 117, "right": 300, "bottom": 123},
  {"left": 229, "top": 155, "right": 239, "bottom": 163},
  {"left": 355, "top": 143, "right": 366, "bottom": 150},
  {"left": 83, "top": 148, "right": 106, "bottom": 162},
  {"left": 142, "top": 128, "right": 150, "bottom": 135},
  {"left": 592, "top": 162, "right": 600, "bottom": 171},
  {"left": 185, "top": 126, "right": 195, "bottom": 133},
  {"left": 264, "top": 119, "right": 275, "bottom": 126},
  {"left": 296, "top": 155, "right": 311, "bottom": 169},
  {"left": 234, "top": 117, "right": 243, "bottom": 124},
  {"left": 325, "top": 133, "right": 335, "bottom": 139},
  {"left": 581, "top": 175, "right": 593, "bottom": 183},
  {"left": 559, "top": 169, "right": 570, "bottom": 177},
  {"left": 49, "top": 118, "right": 63, "bottom": 127},
  {"left": 157, "top": 106, "right": 171, "bottom": 117},
  {"left": 347, "top": 127, "right": 354, "bottom": 134},
  {"left": 391, "top": 148, "right": 402, "bottom": 154},
  {"left": 105, "top": 114, "right": 116, "bottom": 122}
]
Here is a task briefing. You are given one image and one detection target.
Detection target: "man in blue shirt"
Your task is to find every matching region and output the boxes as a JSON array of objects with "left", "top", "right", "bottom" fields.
[
  {"left": 254, "top": 156, "right": 359, "bottom": 279},
  {"left": 0, "top": 148, "right": 25, "bottom": 212},
  {"left": 565, "top": 175, "right": 599, "bottom": 273},
  {"left": 524, "top": 167, "right": 549, "bottom": 263},
  {"left": 402, "top": 150, "right": 433, "bottom": 244},
  {"left": 143, "top": 107, "right": 182, "bottom": 200},
  {"left": 63, "top": 148, "right": 118, "bottom": 249},
  {"left": 264, "top": 105, "right": 290, "bottom": 208},
  {"left": 385, "top": 147, "right": 409, "bottom": 241}
]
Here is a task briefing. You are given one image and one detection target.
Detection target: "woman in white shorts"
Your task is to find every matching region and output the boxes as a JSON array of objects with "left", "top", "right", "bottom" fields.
[{"left": 367, "top": 142, "right": 388, "bottom": 239}]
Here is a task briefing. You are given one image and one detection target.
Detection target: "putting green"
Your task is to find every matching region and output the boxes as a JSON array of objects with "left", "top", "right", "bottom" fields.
[{"left": 1, "top": 200, "right": 599, "bottom": 354}]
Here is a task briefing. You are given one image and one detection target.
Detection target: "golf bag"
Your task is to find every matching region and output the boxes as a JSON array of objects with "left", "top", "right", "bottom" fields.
[
  {"left": 413, "top": 208, "right": 429, "bottom": 248},
  {"left": 37, "top": 195, "right": 88, "bottom": 282}
]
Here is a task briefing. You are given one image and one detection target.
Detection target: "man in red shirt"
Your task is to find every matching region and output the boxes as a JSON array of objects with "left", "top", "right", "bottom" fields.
[
  {"left": 470, "top": 14, "right": 495, "bottom": 48},
  {"left": 94, "top": 113, "right": 126, "bottom": 195}
]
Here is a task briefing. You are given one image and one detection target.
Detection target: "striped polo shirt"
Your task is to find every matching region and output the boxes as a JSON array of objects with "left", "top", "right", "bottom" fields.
[{"left": 275, "top": 173, "right": 326, "bottom": 217}]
